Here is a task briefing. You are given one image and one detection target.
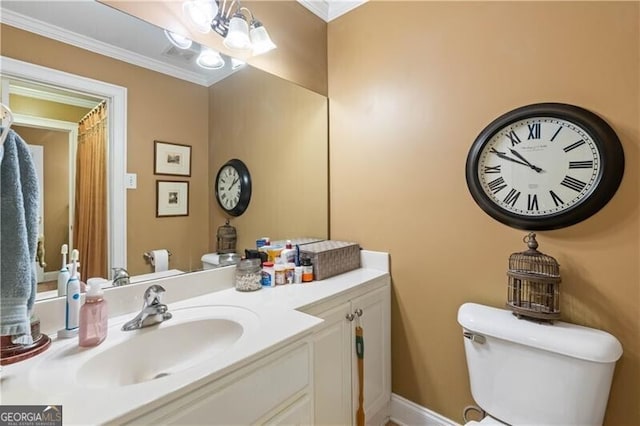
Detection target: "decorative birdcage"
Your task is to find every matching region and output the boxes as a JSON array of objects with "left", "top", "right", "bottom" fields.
[
  {"left": 216, "top": 219, "right": 237, "bottom": 254},
  {"left": 507, "top": 232, "right": 561, "bottom": 322}
]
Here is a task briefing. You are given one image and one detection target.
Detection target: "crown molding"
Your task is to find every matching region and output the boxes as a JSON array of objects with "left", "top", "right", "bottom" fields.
[
  {"left": 0, "top": 9, "right": 215, "bottom": 87},
  {"left": 297, "top": 0, "right": 330, "bottom": 21},
  {"left": 10, "top": 85, "right": 100, "bottom": 109},
  {"left": 296, "top": 0, "right": 367, "bottom": 22}
]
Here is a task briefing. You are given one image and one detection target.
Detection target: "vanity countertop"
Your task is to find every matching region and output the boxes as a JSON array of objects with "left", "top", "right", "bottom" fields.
[{"left": 0, "top": 250, "right": 389, "bottom": 425}]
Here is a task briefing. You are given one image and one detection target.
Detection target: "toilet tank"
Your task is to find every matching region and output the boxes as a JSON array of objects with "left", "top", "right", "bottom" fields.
[{"left": 458, "top": 303, "right": 622, "bottom": 426}]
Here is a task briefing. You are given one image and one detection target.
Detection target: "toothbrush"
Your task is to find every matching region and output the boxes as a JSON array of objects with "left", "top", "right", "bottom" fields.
[
  {"left": 65, "top": 249, "right": 81, "bottom": 332},
  {"left": 57, "top": 244, "right": 69, "bottom": 297}
]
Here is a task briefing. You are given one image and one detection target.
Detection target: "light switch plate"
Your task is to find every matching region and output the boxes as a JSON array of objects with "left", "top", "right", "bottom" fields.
[{"left": 125, "top": 173, "right": 137, "bottom": 189}]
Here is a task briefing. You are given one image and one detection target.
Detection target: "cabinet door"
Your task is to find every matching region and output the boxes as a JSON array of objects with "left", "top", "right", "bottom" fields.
[
  {"left": 264, "top": 395, "right": 312, "bottom": 425},
  {"left": 351, "top": 285, "right": 391, "bottom": 424},
  {"left": 311, "top": 301, "right": 353, "bottom": 425}
]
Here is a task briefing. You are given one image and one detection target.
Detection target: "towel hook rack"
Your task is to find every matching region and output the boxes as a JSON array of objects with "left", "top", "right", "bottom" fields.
[{"left": 0, "top": 103, "right": 15, "bottom": 146}]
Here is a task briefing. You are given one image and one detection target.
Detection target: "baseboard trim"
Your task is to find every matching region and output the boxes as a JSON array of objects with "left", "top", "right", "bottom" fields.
[{"left": 390, "top": 393, "right": 461, "bottom": 426}]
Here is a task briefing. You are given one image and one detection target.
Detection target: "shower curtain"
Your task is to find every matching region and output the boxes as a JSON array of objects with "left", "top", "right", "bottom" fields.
[{"left": 74, "top": 101, "right": 107, "bottom": 281}]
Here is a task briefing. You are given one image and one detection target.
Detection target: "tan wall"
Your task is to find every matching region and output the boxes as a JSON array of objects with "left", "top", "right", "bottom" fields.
[
  {"left": 9, "top": 95, "right": 90, "bottom": 123},
  {"left": 209, "top": 66, "right": 328, "bottom": 252},
  {"left": 13, "top": 126, "right": 69, "bottom": 273},
  {"left": 328, "top": 2, "right": 639, "bottom": 425},
  {"left": 1, "top": 24, "right": 211, "bottom": 276},
  {"left": 102, "top": 0, "right": 328, "bottom": 95}
]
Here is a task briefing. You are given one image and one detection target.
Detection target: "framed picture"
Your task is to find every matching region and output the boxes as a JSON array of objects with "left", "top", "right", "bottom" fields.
[
  {"left": 156, "top": 180, "right": 189, "bottom": 217},
  {"left": 154, "top": 140, "right": 192, "bottom": 176}
]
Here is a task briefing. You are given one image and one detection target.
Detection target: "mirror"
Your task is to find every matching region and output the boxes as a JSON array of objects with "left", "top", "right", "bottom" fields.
[{"left": 0, "top": 1, "right": 328, "bottom": 300}]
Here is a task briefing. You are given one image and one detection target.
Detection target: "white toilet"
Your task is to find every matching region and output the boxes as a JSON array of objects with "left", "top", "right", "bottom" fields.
[
  {"left": 201, "top": 253, "right": 221, "bottom": 269},
  {"left": 458, "top": 303, "right": 623, "bottom": 426}
]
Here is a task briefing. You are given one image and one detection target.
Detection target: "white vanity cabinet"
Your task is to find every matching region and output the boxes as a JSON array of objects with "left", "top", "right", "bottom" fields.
[
  {"left": 117, "top": 339, "right": 314, "bottom": 425},
  {"left": 303, "top": 277, "right": 391, "bottom": 425}
]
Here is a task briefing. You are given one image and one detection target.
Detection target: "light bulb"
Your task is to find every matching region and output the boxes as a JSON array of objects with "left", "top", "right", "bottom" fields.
[
  {"left": 164, "top": 29, "right": 193, "bottom": 50},
  {"left": 196, "top": 48, "right": 225, "bottom": 70},
  {"left": 250, "top": 21, "right": 276, "bottom": 55},
  {"left": 223, "top": 12, "right": 251, "bottom": 50},
  {"left": 183, "top": 0, "right": 218, "bottom": 34}
]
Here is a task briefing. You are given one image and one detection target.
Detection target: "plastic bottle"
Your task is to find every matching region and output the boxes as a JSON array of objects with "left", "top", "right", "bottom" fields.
[
  {"left": 294, "top": 266, "right": 303, "bottom": 284},
  {"left": 280, "top": 240, "right": 296, "bottom": 264},
  {"left": 302, "top": 258, "right": 314, "bottom": 283},
  {"left": 274, "top": 264, "right": 286, "bottom": 285},
  {"left": 58, "top": 249, "right": 81, "bottom": 338},
  {"left": 79, "top": 278, "right": 108, "bottom": 347},
  {"left": 57, "top": 244, "right": 69, "bottom": 297},
  {"left": 285, "top": 262, "right": 296, "bottom": 284},
  {"left": 261, "top": 261, "right": 275, "bottom": 287}
]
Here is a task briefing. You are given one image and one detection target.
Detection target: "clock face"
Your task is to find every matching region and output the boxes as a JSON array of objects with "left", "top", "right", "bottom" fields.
[
  {"left": 477, "top": 117, "right": 601, "bottom": 217},
  {"left": 215, "top": 159, "right": 252, "bottom": 217},
  {"left": 216, "top": 165, "right": 241, "bottom": 211},
  {"left": 466, "top": 103, "right": 624, "bottom": 230}
]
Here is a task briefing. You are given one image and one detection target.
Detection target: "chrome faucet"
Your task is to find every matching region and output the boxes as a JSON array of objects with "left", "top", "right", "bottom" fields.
[
  {"left": 112, "top": 267, "right": 130, "bottom": 286},
  {"left": 121, "top": 284, "right": 172, "bottom": 331}
]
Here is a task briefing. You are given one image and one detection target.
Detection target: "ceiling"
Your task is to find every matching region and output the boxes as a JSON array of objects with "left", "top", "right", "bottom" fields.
[
  {"left": 0, "top": 0, "right": 367, "bottom": 88},
  {"left": 0, "top": 0, "right": 239, "bottom": 87}
]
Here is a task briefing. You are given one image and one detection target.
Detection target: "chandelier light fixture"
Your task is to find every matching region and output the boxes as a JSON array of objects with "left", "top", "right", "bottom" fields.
[{"left": 183, "top": 0, "right": 276, "bottom": 56}]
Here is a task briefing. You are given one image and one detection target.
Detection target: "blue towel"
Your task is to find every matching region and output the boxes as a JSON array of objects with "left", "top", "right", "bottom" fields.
[{"left": 0, "top": 129, "right": 39, "bottom": 344}]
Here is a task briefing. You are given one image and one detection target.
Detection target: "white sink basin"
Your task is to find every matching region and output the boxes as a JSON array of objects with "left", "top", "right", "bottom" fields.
[
  {"left": 30, "top": 305, "right": 260, "bottom": 389},
  {"left": 77, "top": 317, "right": 243, "bottom": 387}
]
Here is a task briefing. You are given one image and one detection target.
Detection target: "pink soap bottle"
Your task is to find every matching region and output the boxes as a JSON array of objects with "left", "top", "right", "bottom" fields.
[{"left": 79, "top": 278, "right": 108, "bottom": 347}]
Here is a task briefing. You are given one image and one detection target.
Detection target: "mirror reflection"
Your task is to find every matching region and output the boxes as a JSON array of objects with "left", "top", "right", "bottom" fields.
[{"left": 0, "top": 0, "right": 328, "bottom": 300}]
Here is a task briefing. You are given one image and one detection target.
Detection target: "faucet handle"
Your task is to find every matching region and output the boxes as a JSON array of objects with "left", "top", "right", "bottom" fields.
[
  {"left": 112, "top": 267, "right": 129, "bottom": 278},
  {"left": 143, "top": 284, "right": 166, "bottom": 306}
]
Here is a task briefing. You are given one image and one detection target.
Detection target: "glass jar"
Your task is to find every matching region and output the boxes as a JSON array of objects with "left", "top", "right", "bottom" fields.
[{"left": 235, "top": 259, "right": 262, "bottom": 292}]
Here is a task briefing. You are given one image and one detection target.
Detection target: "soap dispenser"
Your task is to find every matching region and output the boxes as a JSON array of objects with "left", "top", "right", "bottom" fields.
[{"left": 79, "top": 278, "right": 108, "bottom": 347}]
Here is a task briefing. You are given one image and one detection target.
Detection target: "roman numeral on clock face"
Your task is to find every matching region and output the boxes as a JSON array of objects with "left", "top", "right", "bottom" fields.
[
  {"left": 549, "top": 190, "right": 564, "bottom": 207},
  {"left": 506, "top": 130, "right": 522, "bottom": 146},
  {"left": 527, "top": 123, "right": 541, "bottom": 140},
  {"left": 527, "top": 194, "right": 539, "bottom": 211},
  {"left": 563, "top": 139, "right": 586, "bottom": 152},
  {"left": 503, "top": 188, "right": 521, "bottom": 207},
  {"left": 487, "top": 177, "right": 507, "bottom": 193},
  {"left": 560, "top": 176, "right": 587, "bottom": 192},
  {"left": 484, "top": 165, "right": 501, "bottom": 174},
  {"left": 569, "top": 160, "right": 593, "bottom": 169}
]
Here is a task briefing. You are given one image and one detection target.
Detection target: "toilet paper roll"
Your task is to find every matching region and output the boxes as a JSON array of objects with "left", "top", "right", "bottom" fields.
[{"left": 150, "top": 249, "right": 169, "bottom": 272}]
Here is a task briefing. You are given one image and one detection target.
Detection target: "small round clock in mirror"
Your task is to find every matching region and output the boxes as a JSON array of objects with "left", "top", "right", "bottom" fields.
[
  {"left": 215, "top": 159, "right": 252, "bottom": 217},
  {"left": 466, "top": 103, "right": 624, "bottom": 230}
]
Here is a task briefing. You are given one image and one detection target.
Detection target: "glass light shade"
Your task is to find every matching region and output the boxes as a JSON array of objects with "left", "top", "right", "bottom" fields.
[
  {"left": 183, "top": 0, "right": 218, "bottom": 33},
  {"left": 223, "top": 13, "right": 251, "bottom": 50},
  {"left": 250, "top": 22, "right": 276, "bottom": 55},
  {"left": 164, "top": 29, "right": 193, "bottom": 50},
  {"left": 196, "top": 48, "right": 225, "bottom": 69}
]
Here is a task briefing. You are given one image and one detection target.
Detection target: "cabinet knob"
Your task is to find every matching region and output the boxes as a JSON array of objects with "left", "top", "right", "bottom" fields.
[
  {"left": 354, "top": 308, "right": 363, "bottom": 317},
  {"left": 346, "top": 313, "right": 355, "bottom": 322}
]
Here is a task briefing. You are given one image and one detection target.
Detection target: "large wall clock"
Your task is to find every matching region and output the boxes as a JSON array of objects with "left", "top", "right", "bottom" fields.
[
  {"left": 465, "top": 103, "right": 624, "bottom": 230},
  {"left": 215, "top": 158, "right": 252, "bottom": 217}
]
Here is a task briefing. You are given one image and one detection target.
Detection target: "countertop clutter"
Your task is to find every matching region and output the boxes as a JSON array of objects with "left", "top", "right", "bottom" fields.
[{"left": 0, "top": 250, "right": 389, "bottom": 425}]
